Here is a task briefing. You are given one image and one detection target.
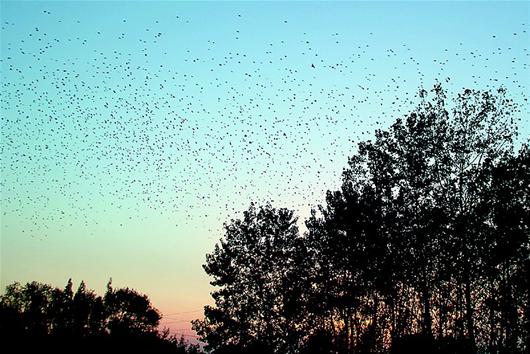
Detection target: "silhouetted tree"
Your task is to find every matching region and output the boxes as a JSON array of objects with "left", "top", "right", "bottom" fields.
[
  {"left": 477, "top": 144, "right": 529, "bottom": 352},
  {"left": 0, "top": 279, "right": 199, "bottom": 354},
  {"left": 104, "top": 280, "right": 161, "bottom": 335},
  {"left": 303, "top": 84, "right": 526, "bottom": 353},
  {"left": 195, "top": 84, "right": 527, "bottom": 353},
  {"left": 193, "top": 203, "right": 310, "bottom": 354}
]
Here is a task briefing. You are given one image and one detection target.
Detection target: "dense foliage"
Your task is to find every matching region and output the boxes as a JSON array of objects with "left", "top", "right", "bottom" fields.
[
  {"left": 195, "top": 85, "right": 529, "bottom": 354},
  {"left": 0, "top": 280, "right": 201, "bottom": 354}
]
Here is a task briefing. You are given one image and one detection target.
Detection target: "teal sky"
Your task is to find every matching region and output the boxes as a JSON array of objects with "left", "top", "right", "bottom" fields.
[{"left": 1, "top": 1, "right": 529, "bottom": 340}]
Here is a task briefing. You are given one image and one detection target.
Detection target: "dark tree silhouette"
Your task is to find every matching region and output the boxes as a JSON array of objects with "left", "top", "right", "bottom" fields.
[
  {"left": 104, "top": 280, "right": 161, "bottom": 335},
  {"left": 193, "top": 203, "right": 311, "bottom": 354},
  {"left": 195, "top": 84, "right": 528, "bottom": 354},
  {"left": 303, "top": 85, "right": 527, "bottom": 353},
  {"left": 0, "top": 279, "right": 201, "bottom": 354}
]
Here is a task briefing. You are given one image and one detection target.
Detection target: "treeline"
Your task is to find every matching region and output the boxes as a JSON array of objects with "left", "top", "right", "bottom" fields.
[
  {"left": 0, "top": 280, "right": 201, "bottom": 354},
  {"left": 193, "top": 85, "right": 529, "bottom": 354}
]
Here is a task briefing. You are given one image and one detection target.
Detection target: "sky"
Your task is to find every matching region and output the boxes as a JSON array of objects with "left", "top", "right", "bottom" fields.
[{"left": 1, "top": 0, "right": 529, "bottom": 341}]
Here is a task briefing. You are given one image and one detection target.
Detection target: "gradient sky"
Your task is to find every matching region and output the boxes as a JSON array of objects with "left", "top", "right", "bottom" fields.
[{"left": 1, "top": 1, "right": 529, "bottom": 340}]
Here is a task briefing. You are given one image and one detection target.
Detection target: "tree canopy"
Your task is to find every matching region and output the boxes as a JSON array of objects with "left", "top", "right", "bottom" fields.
[
  {"left": 192, "top": 203, "right": 312, "bottom": 354},
  {"left": 0, "top": 279, "right": 201, "bottom": 354},
  {"left": 196, "top": 85, "right": 529, "bottom": 354}
]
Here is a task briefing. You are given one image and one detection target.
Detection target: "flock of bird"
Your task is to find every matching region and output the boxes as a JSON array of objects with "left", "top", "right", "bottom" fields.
[{"left": 1, "top": 8, "right": 529, "bottom": 240}]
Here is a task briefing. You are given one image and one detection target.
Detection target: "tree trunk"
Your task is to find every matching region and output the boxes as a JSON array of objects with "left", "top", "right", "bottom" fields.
[
  {"left": 464, "top": 272, "right": 476, "bottom": 353},
  {"left": 421, "top": 276, "right": 433, "bottom": 339},
  {"left": 488, "top": 278, "right": 497, "bottom": 353},
  {"left": 456, "top": 282, "right": 464, "bottom": 339},
  {"left": 438, "top": 292, "right": 446, "bottom": 340},
  {"left": 504, "top": 260, "right": 519, "bottom": 352}
]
